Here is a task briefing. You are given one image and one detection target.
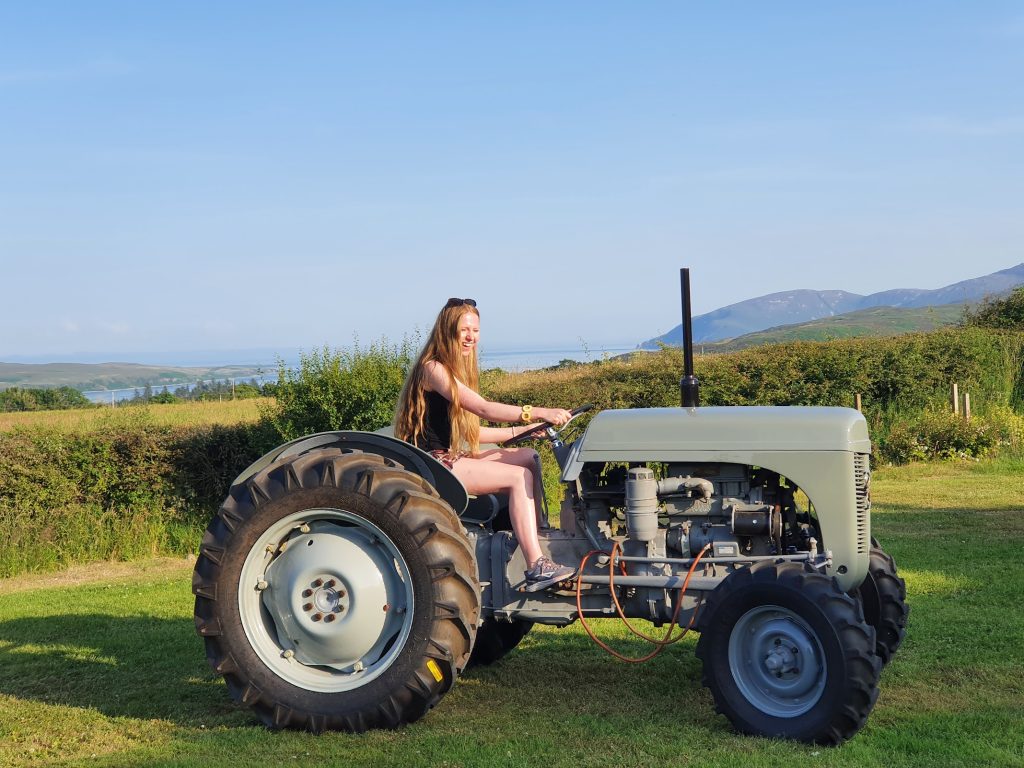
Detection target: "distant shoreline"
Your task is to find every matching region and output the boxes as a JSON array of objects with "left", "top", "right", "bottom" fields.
[{"left": 2, "top": 345, "right": 637, "bottom": 401}]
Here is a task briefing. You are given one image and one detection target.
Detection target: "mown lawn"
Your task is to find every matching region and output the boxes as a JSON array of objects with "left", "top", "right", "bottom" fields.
[{"left": 1, "top": 458, "right": 1022, "bottom": 767}]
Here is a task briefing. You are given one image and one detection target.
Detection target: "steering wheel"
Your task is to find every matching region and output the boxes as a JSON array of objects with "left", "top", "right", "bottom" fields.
[{"left": 502, "top": 403, "right": 595, "bottom": 447}]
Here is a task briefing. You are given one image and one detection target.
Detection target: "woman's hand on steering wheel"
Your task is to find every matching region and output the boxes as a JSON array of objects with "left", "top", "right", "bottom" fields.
[
  {"left": 502, "top": 404, "right": 595, "bottom": 447},
  {"left": 538, "top": 407, "right": 573, "bottom": 427}
]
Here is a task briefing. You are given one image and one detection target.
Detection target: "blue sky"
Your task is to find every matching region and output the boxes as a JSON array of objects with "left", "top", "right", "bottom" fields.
[{"left": 2, "top": 2, "right": 1022, "bottom": 363}]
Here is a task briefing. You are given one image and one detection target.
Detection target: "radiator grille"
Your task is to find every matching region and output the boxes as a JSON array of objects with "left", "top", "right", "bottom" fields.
[{"left": 854, "top": 452, "right": 871, "bottom": 555}]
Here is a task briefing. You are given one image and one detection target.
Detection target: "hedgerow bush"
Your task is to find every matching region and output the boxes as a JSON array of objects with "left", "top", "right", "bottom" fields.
[
  {"left": 263, "top": 339, "right": 416, "bottom": 441},
  {"left": 0, "top": 413, "right": 280, "bottom": 577},
  {"left": 879, "top": 409, "right": 1003, "bottom": 464},
  {"left": 0, "top": 386, "right": 94, "bottom": 412},
  {"left": 964, "top": 286, "right": 1024, "bottom": 329}
]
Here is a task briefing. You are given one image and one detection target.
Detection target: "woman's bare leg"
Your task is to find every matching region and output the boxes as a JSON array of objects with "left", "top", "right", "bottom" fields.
[
  {"left": 451, "top": 454, "right": 543, "bottom": 566},
  {"left": 474, "top": 447, "right": 547, "bottom": 526}
]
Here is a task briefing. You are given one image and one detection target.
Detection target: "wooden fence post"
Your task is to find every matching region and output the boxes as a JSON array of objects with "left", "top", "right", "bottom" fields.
[
  {"left": 854, "top": 393, "right": 862, "bottom": 412},
  {"left": 951, "top": 382, "right": 959, "bottom": 415},
  {"left": 964, "top": 392, "right": 971, "bottom": 420}
]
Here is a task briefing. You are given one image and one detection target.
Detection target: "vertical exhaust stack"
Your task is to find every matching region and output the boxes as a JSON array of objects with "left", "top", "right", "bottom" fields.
[{"left": 679, "top": 268, "right": 700, "bottom": 408}]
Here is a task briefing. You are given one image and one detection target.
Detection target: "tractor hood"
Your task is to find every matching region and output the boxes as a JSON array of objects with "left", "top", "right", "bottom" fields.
[{"left": 562, "top": 406, "right": 870, "bottom": 481}]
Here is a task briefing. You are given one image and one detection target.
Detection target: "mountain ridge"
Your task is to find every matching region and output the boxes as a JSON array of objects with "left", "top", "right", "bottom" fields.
[{"left": 643, "top": 262, "right": 1024, "bottom": 347}]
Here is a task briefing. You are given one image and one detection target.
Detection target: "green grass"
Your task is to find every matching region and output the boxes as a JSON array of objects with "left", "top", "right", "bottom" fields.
[
  {"left": 0, "top": 399, "right": 268, "bottom": 434},
  {"left": 1, "top": 460, "right": 1023, "bottom": 767}
]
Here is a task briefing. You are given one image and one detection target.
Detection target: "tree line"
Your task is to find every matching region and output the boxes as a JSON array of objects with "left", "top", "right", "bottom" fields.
[{"left": 123, "top": 377, "right": 276, "bottom": 405}]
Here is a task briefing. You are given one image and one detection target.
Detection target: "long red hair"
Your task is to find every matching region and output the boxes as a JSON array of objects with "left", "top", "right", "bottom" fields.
[{"left": 395, "top": 303, "right": 481, "bottom": 454}]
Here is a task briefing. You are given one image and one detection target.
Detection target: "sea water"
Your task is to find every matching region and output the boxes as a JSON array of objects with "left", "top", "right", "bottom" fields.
[{"left": 80, "top": 345, "right": 637, "bottom": 403}]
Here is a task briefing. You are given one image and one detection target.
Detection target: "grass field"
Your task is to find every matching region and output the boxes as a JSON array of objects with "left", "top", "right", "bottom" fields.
[
  {"left": 0, "top": 399, "right": 269, "bottom": 434},
  {"left": 1, "top": 458, "right": 1022, "bottom": 767}
]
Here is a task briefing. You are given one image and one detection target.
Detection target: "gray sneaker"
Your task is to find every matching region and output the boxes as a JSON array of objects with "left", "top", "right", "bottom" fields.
[{"left": 525, "top": 556, "right": 576, "bottom": 585}]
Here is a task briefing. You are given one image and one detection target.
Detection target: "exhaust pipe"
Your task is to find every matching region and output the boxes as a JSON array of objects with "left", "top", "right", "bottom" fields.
[{"left": 679, "top": 268, "right": 700, "bottom": 408}]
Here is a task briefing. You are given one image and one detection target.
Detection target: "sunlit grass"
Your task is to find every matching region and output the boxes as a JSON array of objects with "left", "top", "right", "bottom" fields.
[
  {"left": 0, "top": 398, "right": 270, "bottom": 433},
  {"left": 872, "top": 453, "right": 1024, "bottom": 511}
]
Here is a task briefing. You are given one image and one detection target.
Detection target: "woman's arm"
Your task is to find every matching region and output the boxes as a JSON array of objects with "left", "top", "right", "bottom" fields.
[{"left": 423, "top": 360, "right": 571, "bottom": 426}]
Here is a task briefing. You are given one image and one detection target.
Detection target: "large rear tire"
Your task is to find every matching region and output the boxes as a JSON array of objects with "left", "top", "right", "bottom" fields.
[
  {"left": 193, "top": 448, "right": 480, "bottom": 731},
  {"left": 696, "top": 561, "right": 881, "bottom": 745},
  {"left": 855, "top": 539, "right": 908, "bottom": 665}
]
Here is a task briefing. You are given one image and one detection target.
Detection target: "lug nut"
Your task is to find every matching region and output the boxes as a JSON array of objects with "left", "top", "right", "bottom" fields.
[
  {"left": 325, "top": 579, "right": 336, "bottom": 588},
  {"left": 301, "top": 589, "right": 313, "bottom": 598},
  {"left": 256, "top": 580, "right": 268, "bottom": 591},
  {"left": 312, "top": 613, "right": 323, "bottom": 622},
  {"left": 282, "top": 649, "right": 294, "bottom": 659},
  {"left": 338, "top": 589, "right": 346, "bottom": 598},
  {"left": 334, "top": 605, "right": 344, "bottom": 613},
  {"left": 302, "top": 603, "right": 313, "bottom": 612},
  {"left": 312, "top": 578, "right": 323, "bottom": 588},
  {"left": 383, "top": 604, "right": 389, "bottom": 612},
  {"left": 324, "top": 614, "right": 336, "bottom": 623}
]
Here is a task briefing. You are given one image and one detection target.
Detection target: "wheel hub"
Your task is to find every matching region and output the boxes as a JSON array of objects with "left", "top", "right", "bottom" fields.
[
  {"left": 728, "top": 607, "right": 826, "bottom": 716},
  {"left": 239, "top": 510, "right": 415, "bottom": 693},
  {"left": 764, "top": 642, "right": 798, "bottom": 675},
  {"left": 310, "top": 581, "right": 344, "bottom": 615}
]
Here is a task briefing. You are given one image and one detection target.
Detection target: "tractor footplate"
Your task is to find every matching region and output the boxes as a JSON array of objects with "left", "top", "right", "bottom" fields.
[{"left": 518, "top": 575, "right": 576, "bottom": 593}]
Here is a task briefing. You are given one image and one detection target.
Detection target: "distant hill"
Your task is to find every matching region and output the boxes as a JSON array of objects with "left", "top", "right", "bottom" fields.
[
  {"left": 695, "top": 304, "right": 964, "bottom": 353},
  {"left": 643, "top": 262, "right": 1024, "bottom": 347},
  {"left": 0, "top": 362, "right": 267, "bottom": 392}
]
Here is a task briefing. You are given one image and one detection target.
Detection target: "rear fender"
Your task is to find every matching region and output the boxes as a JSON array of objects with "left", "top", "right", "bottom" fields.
[{"left": 231, "top": 431, "right": 469, "bottom": 514}]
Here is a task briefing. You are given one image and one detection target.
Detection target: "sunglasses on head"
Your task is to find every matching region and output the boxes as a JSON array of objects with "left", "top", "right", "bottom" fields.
[{"left": 445, "top": 297, "right": 477, "bottom": 308}]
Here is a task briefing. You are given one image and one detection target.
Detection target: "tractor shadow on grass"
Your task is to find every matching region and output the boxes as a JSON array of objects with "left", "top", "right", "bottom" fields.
[
  {"left": 0, "top": 613, "right": 243, "bottom": 726},
  {"left": 0, "top": 612, "right": 718, "bottom": 731},
  {"left": 457, "top": 627, "right": 717, "bottom": 733}
]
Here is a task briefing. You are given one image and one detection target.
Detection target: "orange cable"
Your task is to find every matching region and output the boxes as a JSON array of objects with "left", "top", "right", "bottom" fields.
[
  {"left": 574, "top": 543, "right": 711, "bottom": 663},
  {"left": 608, "top": 541, "right": 710, "bottom": 646}
]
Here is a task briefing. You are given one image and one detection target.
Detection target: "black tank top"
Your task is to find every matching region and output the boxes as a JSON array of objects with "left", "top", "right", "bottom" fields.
[{"left": 416, "top": 390, "right": 452, "bottom": 452}]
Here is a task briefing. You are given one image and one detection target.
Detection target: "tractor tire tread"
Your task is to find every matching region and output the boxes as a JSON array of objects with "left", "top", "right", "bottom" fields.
[
  {"left": 193, "top": 449, "right": 479, "bottom": 732},
  {"left": 695, "top": 560, "right": 881, "bottom": 745}
]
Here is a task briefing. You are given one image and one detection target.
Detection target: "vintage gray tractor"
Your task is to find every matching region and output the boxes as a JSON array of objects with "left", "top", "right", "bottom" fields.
[{"left": 193, "top": 274, "right": 908, "bottom": 744}]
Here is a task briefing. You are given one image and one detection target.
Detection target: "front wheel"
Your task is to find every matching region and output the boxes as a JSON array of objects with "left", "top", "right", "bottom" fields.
[
  {"left": 855, "top": 539, "right": 909, "bottom": 665},
  {"left": 193, "top": 449, "right": 480, "bottom": 731},
  {"left": 695, "top": 561, "right": 881, "bottom": 745}
]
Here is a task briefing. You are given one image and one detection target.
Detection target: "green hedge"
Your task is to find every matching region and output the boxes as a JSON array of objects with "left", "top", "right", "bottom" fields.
[{"left": 0, "top": 419, "right": 279, "bottom": 577}]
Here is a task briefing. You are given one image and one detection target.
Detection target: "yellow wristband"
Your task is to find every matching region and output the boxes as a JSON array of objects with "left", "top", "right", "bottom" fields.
[{"left": 520, "top": 404, "right": 532, "bottom": 423}]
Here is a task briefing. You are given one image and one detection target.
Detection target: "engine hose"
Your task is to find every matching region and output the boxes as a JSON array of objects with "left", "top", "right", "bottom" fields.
[{"left": 574, "top": 543, "right": 712, "bottom": 663}]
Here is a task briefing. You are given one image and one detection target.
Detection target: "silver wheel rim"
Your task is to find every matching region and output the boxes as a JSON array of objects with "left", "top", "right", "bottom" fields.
[
  {"left": 727, "top": 605, "right": 826, "bottom": 717},
  {"left": 238, "top": 508, "right": 415, "bottom": 693}
]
